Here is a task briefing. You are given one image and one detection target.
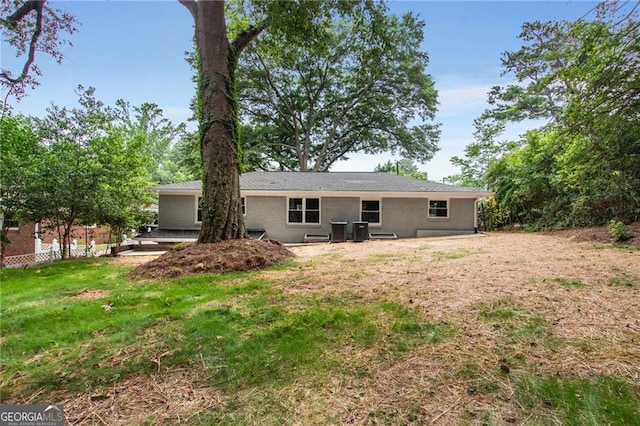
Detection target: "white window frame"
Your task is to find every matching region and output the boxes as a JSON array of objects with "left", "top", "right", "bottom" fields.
[
  {"left": 196, "top": 196, "right": 202, "bottom": 224},
  {"left": 360, "top": 199, "right": 381, "bottom": 226},
  {"left": 287, "top": 197, "right": 321, "bottom": 225},
  {"left": 428, "top": 199, "right": 449, "bottom": 219}
]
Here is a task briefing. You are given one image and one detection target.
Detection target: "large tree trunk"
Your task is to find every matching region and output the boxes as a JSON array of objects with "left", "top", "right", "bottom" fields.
[{"left": 193, "top": 1, "right": 245, "bottom": 243}]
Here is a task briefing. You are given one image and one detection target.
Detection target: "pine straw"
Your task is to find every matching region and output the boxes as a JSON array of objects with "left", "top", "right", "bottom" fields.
[
  {"left": 51, "top": 368, "right": 221, "bottom": 425},
  {"left": 129, "top": 239, "right": 295, "bottom": 280},
  {"left": 269, "top": 232, "right": 640, "bottom": 423}
]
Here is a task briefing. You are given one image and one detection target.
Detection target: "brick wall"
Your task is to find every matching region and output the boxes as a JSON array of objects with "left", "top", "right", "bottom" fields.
[
  {"left": 4, "top": 222, "right": 113, "bottom": 257},
  {"left": 39, "top": 225, "right": 112, "bottom": 245},
  {"left": 4, "top": 222, "right": 36, "bottom": 256}
]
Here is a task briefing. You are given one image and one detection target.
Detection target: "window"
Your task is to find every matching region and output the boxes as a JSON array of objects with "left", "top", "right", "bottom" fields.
[
  {"left": 428, "top": 200, "right": 448, "bottom": 218},
  {"left": 361, "top": 200, "right": 380, "bottom": 224},
  {"left": 288, "top": 197, "right": 320, "bottom": 224},
  {"left": 241, "top": 197, "right": 246, "bottom": 216},
  {"left": 2, "top": 214, "right": 19, "bottom": 230}
]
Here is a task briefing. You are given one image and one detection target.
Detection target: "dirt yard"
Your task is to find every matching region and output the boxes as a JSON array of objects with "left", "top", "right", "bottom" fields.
[
  {"left": 263, "top": 232, "right": 640, "bottom": 423},
  {"left": 277, "top": 233, "right": 640, "bottom": 355}
]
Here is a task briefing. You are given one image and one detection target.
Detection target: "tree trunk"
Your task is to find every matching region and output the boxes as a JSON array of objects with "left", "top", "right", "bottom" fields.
[{"left": 194, "top": 1, "right": 245, "bottom": 243}]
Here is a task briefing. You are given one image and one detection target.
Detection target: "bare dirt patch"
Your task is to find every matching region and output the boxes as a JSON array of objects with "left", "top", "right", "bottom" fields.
[
  {"left": 129, "top": 239, "right": 294, "bottom": 280},
  {"left": 69, "top": 289, "right": 110, "bottom": 300},
  {"left": 541, "top": 221, "right": 640, "bottom": 247},
  {"left": 108, "top": 255, "right": 161, "bottom": 267}
]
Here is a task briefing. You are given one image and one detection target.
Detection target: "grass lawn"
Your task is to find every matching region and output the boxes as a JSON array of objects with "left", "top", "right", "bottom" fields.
[{"left": 1, "top": 233, "right": 639, "bottom": 425}]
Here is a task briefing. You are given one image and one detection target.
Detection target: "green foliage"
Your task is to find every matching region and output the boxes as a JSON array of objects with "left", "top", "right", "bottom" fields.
[
  {"left": 0, "top": 113, "right": 42, "bottom": 222},
  {"left": 1, "top": 87, "right": 155, "bottom": 256},
  {"left": 238, "top": 2, "right": 440, "bottom": 171},
  {"left": 608, "top": 219, "right": 631, "bottom": 242},
  {"left": 165, "top": 132, "right": 202, "bottom": 182},
  {"left": 456, "top": 4, "right": 640, "bottom": 228},
  {"left": 112, "top": 100, "right": 187, "bottom": 184},
  {"left": 477, "top": 198, "right": 511, "bottom": 230},
  {"left": 374, "top": 158, "right": 428, "bottom": 180},
  {"left": 448, "top": 116, "right": 516, "bottom": 188},
  {"left": 171, "top": 242, "right": 187, "bottom": 251},
  {"left": 0, "top": 1, "right": 77, "bottom": 98}
]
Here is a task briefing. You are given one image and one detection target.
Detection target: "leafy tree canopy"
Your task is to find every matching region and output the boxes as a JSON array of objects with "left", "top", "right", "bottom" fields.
[
  {"left": 452, "top": 1, "right": 640, "bottom": 228},
  {"left": 0, "top": 87, "right": 155, "bottom": 257},
  {"left": 374, "top": 159, "right": 428, "bottom": 181},
  {"left": 112, "top": 100, "right": 187, "bottom": 184},
  {"left": 237, "top": 1, "right": 440, "bottom": 171}
]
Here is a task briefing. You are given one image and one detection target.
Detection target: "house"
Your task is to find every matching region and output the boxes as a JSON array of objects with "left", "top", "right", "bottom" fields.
[
  {"left": 1, "top": 218, "right": 37, "bottom": 256},
  {"left": 1, "top": 215, "right": 111, "bottom": 257},
  {"left": 144, "top": 171, "right": 491, "bottom": 244}
]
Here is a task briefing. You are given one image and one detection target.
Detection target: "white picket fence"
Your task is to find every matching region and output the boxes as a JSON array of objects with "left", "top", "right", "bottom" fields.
[{"left": 2, "top": 241, "right": 115, "bottom": 269}]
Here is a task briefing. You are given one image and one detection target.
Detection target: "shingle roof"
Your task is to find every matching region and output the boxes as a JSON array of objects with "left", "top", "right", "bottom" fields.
[
  {"left": 152, "top": 180, "right": 202, "bottom": 191},
  {"left": 152, "top": 171, "right": 490, "bottom": 194}
]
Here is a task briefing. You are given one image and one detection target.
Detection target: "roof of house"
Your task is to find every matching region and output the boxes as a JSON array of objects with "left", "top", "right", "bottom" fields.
[{"left": 152, "top": 171, "right": 490, "bottom": 195}]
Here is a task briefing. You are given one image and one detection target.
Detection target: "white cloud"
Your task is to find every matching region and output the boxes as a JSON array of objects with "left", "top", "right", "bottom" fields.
[{"left": 436, "top": 84, "right": 494, "bottom": 119}]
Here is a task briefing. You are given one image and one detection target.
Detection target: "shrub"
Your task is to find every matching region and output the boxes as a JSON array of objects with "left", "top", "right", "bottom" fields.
[
  {"left": 608, "top": 219, "right": 631, "bottom": 242},
  {"left": 172, "top": 242, "right": 187, "bottom": 251}
]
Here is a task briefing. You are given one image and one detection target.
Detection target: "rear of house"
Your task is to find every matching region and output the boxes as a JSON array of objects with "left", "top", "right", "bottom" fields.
[{"left": 148, "top": 172, "right": 490, "bottom": 244}]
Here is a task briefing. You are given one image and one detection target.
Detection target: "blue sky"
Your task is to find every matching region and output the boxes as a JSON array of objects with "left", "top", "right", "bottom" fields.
[{"left": 2, "top": 0, "right": 599, "bottom": 181}]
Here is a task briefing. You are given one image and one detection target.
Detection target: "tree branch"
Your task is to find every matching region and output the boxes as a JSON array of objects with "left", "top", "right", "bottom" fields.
[
  {"left": 178, "top": 0, "right": 196, "bottom": 20},
  {"left": 4, "top": 0, "right": 39, "bottom": 28},
  {"left": 1, "top": 0, "right": 44, "bottom": 85},
  {"left": 253, "top": 53, "right": 296, "bottom": 127},
  {"left": 233, "top": 22, "right": 266, "bottom": 55},
  {"left": 316, "top": 78, "right": 375, "bottom": 168}
]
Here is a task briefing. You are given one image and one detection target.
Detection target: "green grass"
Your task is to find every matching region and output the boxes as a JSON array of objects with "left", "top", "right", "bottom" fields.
[
  {"left": 365, "top": 252, "right": 403, "bottom": 262},
  {"left": 2, "top": 254, "right": 638, "bottom": 424},
  {"left": 461, "top": 296, "right": 639, "bottom": 425},
  {"left": 430, "top": 248, "right": 476, "bottom": 261},
  {"left": 515, "top": 375, "right": 640, "bottom": 425},
  {"left": 550, "top": 277, "right": 586, "bottom": 288},
  {"left": 472, "top": 297, "right": 555, "bottom": 375},
  {"left": 608, "top": 269, "right": 639, "bottom": 287},
  {"left": 0, "top": 259, "right": 451, "bottom": 401}
]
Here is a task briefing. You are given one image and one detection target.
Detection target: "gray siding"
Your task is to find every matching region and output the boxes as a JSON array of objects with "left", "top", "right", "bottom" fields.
[
  {"left": 425, "top": 198, "right": 475, "bottom": 230},
  {"left": 244, "top": 196, "right": 361, "bottom": 243},
  {"left": 380, "top": 198, "right": 429, "bottom": 238},
  {"left": 158, "top": 194, "right": 199, "bottom": 230},
  {"left": 158, "top": 194, "right": 478, "bottom": 242}
]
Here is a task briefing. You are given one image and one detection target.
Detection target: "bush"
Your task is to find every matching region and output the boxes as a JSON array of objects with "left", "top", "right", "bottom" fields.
[
  {"left": 171, "top": 242, "right": 187, "bottom": 251},
  {"left": 608, "top": 219, "right": 631, "bottom": 242}
]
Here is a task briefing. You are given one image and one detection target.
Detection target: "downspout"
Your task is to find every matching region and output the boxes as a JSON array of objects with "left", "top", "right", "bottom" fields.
[{"left": 474, "top": 199, "right": 479, "bottom": 233}]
